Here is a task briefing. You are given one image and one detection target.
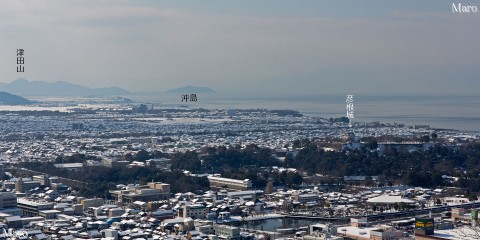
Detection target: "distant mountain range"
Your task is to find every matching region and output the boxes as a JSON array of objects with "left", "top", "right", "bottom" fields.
[
  {"left": 166, "top": 85, "right": 215, "bottom": 93},
  {"left": 0, "top": 78, "right": 130, "bottom": 96},
  {"left": 0, "top": 92, "right": 32, "bottom": 105}
]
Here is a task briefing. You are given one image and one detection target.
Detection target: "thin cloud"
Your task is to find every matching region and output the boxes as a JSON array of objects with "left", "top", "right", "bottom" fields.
[{"left": 0, "top": 1, "right": 478, "bottom": 95}]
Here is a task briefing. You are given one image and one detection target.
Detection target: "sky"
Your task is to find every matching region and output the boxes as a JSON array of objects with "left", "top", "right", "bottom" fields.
[{"left": 0, "top": 0, "right": 479, "bottom": 96}]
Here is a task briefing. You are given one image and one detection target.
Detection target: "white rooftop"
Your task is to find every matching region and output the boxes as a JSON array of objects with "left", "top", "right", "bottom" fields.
[
  {"left": 366, "top": 195, "right": 415, "bottom": 204},
  {"left": 337, "top": 226, "right": 379, "bottom": 239}
]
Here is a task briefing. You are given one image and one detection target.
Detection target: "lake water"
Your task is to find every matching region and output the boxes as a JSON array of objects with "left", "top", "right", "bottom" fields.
[
  {"left": 130, "top": 93, "right": 480, "bottom": 132},
  {"left": 4, "top": 93, "right": 478, "bottom": 132}
]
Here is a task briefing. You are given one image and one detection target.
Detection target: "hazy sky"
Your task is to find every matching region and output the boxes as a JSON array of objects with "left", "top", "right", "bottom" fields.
[{"left": 0, "top": 0, "right": 479, "bottom": 96}]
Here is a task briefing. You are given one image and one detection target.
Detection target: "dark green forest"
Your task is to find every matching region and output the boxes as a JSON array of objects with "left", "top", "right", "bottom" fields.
[
  {"left": 287, "top": 141, "right": 480, "bottom": 191},
  {"left": 15, "top": 140, "right": 480, "bottom": 198}
]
